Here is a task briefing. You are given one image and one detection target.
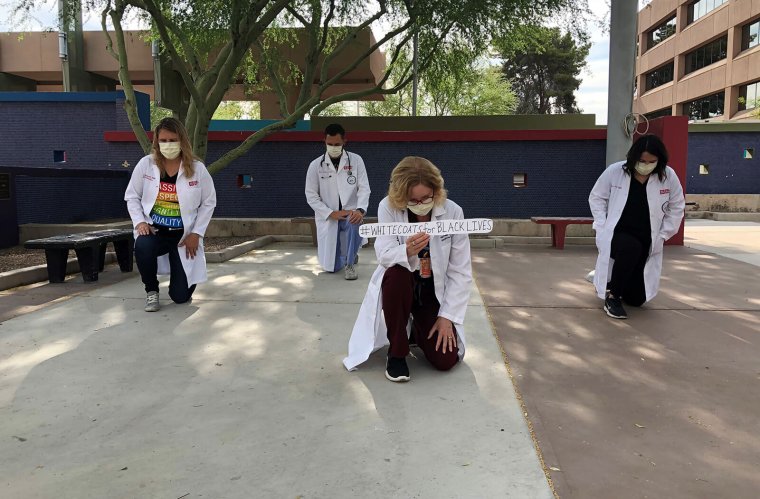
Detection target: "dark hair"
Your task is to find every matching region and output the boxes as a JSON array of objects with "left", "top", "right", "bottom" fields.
[
  {"left": 324, "top": 123, "right": 345, "bottom": 138},
  {"left": 624, "top": 134, "right": 668, "bottom": 181}
]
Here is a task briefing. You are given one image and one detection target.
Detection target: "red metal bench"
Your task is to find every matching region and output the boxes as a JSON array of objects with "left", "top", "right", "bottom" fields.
[{"left": 530, "top": 217, "right": 593, "bottom": 249}]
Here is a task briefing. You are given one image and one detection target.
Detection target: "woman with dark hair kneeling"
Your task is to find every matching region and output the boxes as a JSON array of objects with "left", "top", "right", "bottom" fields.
[
  {"left": 125, "top": 117, "right": 217, "bottom": 312},
  {"left": 589, "top": 134, "right": 685, "bottom": 319},
  {"left": 343, "top": 157, "right": 473, "bottom": 381}
]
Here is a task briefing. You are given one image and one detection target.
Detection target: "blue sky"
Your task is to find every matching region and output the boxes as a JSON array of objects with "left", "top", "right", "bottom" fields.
[{"left": 0, "top": 0, "right": 641, "bottom": 125}]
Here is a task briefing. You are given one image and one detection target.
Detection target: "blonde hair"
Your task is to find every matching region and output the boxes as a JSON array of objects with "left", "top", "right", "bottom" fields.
[
  {"left": 152, "top": 117, "right": 196, "bottom": 178},
  {"left": 387, "top": 156, "right": 447, "bottom": 210}
]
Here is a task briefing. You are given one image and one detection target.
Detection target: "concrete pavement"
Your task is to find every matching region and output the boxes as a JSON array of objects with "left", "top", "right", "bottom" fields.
[
  {"left": 473, "top": 221, "right": 760, "bottom": 499},
  {"left": 1, "top": 220, "right": 757, "bottom": 498},
  {"left": 0, "top": 243, "right": 552, "bottom": 499},
  {"left": 684, "top": 219, "right": 760, "bottom": 267}
]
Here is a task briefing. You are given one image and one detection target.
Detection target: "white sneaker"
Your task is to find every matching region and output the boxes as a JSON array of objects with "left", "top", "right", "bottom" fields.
[
  {"left": 145, "top": 291, "right": 160, "bottom": 312},
  {"left": 345, "top": 264, "right": 358, "bottom": 280},
  {"left": 585, "top": 270, "right": 595, "bottom": 283}
]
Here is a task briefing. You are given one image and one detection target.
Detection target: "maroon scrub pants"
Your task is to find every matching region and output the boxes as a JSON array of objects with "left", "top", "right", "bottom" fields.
[{"left": 381, "top": 265, "right": 459, "bottom": 371}]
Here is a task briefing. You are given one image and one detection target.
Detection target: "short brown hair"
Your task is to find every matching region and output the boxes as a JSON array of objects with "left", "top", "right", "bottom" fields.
[
  {"left": 152, "top": 117, "right": 196, "bottom": 177},
  {"left": 387, "top": 156, "right": 447, "bottom": 210}
]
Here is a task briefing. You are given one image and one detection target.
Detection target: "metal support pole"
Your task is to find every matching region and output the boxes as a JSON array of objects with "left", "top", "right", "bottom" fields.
[
  {"left": 152, "top": 40, "right": 162, "bottom": 107},
  {"left": 412, "top": 30, "right": 419, "bottom": 117},
  {"left": 605, "top": 0, "right": 639, "bottom": 166},
  {"left": 58, "top": 0, "right": 70, "bottom": 91}
]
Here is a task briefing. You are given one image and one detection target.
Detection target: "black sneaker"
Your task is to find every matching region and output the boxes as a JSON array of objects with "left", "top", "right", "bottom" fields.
[
  {"left": 604, "top": 294, "right": 628, "bottom": 319},
  {"left": 385, "top": 356, "right": 410, "bottom": 382}
]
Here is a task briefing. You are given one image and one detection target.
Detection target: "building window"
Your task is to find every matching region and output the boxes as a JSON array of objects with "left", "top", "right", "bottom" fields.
[
  {"left": 683, "top": 92, "right": 725, "bottom": 121},
  {"left": 738, "top": 81, "right": 759, "bottom": 111},
  {"left": 645, "top": 107, "right": 672, "bottom": 120},
  {"left": 646, "top": 16, "right": 676, "bottom": 50},
  {"left": 236, "top": 174, "right": 253, "bottom": 188},
  {"left": 741, "top": 19, "right": 760, "bottom": 51},
  {"left": 645, "top": 62, "right": 674, "bottom": 91},
  {"left": 513, "top": 173, "right": 527, "bottom": 188},
  {"left": 684, "top": 36, "right": 727, "bottom": 74},
  {"left": 687, "top": 0, "right": 726, "bottom": 24}
]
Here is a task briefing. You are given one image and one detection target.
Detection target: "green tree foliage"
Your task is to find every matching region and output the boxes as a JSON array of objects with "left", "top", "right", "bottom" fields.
[
  {"left": 498, "top": 26, "right": 590, "bottom": 114},
  {"left": 363, "top": 64, "right": 515, "bottom": 117},
  {"left": 451, "top": 68, "right": 517, "bottom": 116},
  {"left": 150, "top": 102, "right": 173, "bottom": 128},
  {"left": 9, "top": 0, "right": 589, "bottom": 172},
  {"left": 315, "top": 101, "right": 347, "bottom": 117},
  {"left": 212, "top": 101, "right": 261, "bottom": 119},
  {"left": 363, "top": 48, "right": 515, "bottom": 116}
]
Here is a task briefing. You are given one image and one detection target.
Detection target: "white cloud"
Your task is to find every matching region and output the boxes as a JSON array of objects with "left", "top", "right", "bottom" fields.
[{"left": 577, "top": 39, "right": 610, "bottom": 125}]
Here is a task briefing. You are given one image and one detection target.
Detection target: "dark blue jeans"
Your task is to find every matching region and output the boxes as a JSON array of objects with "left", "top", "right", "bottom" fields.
[{"left": 134, "top": 232, "right": 196, "bottom": 303}]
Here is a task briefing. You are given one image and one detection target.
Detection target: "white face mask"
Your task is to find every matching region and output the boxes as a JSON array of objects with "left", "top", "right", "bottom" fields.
[
  {"left": 159, "top": 142, "right": 182, "bottom": 160},
  {"left": 326, "top": 145, "right": 343, "bottom": 159},
  {"left": 407, "top": 202, "right": 434, "bottom": 216},
  {"left": 634, "top": 161, "right": 657, "bottom": 176}
]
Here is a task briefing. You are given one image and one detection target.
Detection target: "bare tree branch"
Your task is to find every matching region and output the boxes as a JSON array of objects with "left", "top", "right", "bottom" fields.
[
  {"left": 103, "top": 0, "right": 151, "bottom": 153},
  {"left": 256, "top": 40, "right": 291, "bottom": 117}
]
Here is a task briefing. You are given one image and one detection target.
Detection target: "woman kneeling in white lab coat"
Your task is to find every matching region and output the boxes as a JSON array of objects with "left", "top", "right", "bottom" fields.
[
  {"left": 343, "top": 157, "right": 472, "bottom": 382},
  {"left": 589, "top": 134, "right": 684, "bottom": 320},
  {"left": 125, "top": 117, "right": 217, "bottom": 313}
]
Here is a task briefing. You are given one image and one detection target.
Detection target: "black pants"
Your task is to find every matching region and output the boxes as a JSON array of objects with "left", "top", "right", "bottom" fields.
[
  {"left": 134, "top": 232, "right": 196, "bottom": 303},
  {"left": 608, "top": 231, "right": 650, "bottom": 307}
]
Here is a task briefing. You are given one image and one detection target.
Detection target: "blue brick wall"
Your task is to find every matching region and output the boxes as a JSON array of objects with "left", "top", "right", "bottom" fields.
[
  {"left": 14, "top": 175, "right": 129, "bottom": 224},
  {"left": 0, "top": 91, "right": 148, "bottom": 170},
  {"left": 687, "top": 132, "right": 760, "bottom": 194},
  {"left": 0, "top": 101, "right": 115, "bottom": 168},
  {"left": 205, "top": 139, "right": 605, "bottom": 218},
  {"left": 3, "top": 94, "right": 758, "bottom": 232}
]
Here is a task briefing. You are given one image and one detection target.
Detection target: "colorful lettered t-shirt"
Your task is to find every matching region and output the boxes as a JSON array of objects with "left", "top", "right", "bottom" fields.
[{"left": 150, "top": 173, "right": 183, "bottom": 228}]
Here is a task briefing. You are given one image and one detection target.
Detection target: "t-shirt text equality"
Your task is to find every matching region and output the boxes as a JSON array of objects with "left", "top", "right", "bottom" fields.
[{"left": 359, "top": 219, "right": 493, "bottom": 238}]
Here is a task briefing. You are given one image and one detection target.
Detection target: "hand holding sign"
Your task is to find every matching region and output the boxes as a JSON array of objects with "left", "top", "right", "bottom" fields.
[{"left": 406, "top": 232, "right": 431, "bottom": 257}]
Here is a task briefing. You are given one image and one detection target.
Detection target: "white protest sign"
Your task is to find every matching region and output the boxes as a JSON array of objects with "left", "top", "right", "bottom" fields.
[{"left": 358, "top": 219, "right": 493, "bottom": 239}]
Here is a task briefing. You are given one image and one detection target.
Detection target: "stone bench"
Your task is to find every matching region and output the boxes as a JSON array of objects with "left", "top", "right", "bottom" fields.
[{"left": 24, "top": 229, "right": 134, "bottom": 283}]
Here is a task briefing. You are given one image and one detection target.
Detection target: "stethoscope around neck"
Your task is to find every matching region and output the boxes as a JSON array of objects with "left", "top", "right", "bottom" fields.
[{"left": 320, "top": 151, "right": 356, "bottom": 184}]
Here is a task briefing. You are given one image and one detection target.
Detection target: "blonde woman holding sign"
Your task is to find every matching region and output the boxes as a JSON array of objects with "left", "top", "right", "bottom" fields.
[{"left": 344, "top": 157, "right": 473, "bottom": 382}]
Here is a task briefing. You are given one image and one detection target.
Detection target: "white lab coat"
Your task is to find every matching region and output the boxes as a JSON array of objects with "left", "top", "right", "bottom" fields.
[
  {"left": 343, "top": 197, "right": 473, "bottom": 371},
  {"left": 588, "top": 161, "right": 685, "bottom": 303},
  {"left": 124, "top": 155, "right": 217, "bottom": 286},
  {"left": 305, "top": 151, "right": 371, "bottom": 271}
]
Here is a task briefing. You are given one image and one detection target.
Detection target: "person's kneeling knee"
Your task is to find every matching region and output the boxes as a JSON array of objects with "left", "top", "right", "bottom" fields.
[
  {"left": 431, "top": 354, "right": 459, "bottom": 372},
  {"left": 169, "top": 290, "right": 192, "bottom": 304}
]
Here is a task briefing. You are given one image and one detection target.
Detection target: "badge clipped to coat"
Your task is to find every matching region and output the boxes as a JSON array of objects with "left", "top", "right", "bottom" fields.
[{"left": 343, "top": 163, "right": 357, "bottom": 185}]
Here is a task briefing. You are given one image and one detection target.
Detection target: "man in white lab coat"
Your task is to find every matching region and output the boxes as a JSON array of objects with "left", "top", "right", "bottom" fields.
[{"left": 305, "top": 124, "right": 371, "bottom": 280}]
